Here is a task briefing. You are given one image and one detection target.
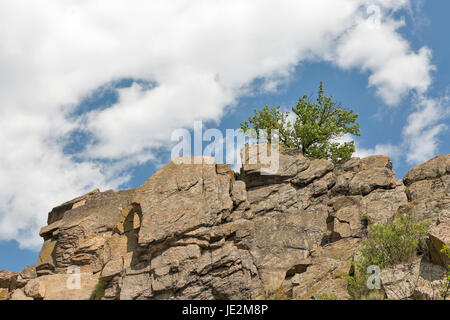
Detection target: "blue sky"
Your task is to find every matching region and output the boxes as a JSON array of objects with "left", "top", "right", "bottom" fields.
[{"left": 0, "top": 0, "right": 449, "bottom": 271}]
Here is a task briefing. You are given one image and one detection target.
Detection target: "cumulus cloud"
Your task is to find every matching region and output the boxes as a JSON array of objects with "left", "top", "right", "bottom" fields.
[
  {"left": 350, "top": 95, "right": 449, "bottom": 167},
  {"left": 0, "top": 0, "right": 437, "bottom": 248},
  {"left": 334, "top": 5, "right": 434, "bottom": 105},
  {"left": 402, "top": 95, "right": 449, "bottom": 164}
]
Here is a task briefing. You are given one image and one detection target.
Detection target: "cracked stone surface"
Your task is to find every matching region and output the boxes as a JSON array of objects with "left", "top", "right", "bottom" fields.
[{"left": 4, "top": 146, "right": 449, "bottom": 300}]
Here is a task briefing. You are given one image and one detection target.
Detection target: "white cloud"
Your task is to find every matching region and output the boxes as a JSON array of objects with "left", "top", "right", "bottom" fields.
[
  {"left": 403, "top": 95, "right": 449, "bottom": 164},
  {"left": 334, "top": 9, "right": 434, "bottom": 105},
  {"left": 0, "top": 0, "right": 437, "bottom": 248},
  {"left": 351, "top": 95, "right": 449, "bottom": 166}
]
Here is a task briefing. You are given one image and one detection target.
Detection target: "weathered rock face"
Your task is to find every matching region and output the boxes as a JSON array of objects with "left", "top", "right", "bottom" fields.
[
  {"left": 381, "top": 257, "right": 446, "bottom": 300},
  {"left": 4, "top": 146, "right": 449, "bottom": 300},
  {"left": 135, "top": 156, "right": 234, "bottom": 247},
  {"left": 37, "top": 188, "right": 136, "bottom": 276},
  {"left": 400, "top": 155, "right": 450, "bottom": 269},
  {"left": 427, "top": 210, "right": 450, "bottom": 267},
  {"left": 378, "top": 155, "right": 450, "bottom": 300},
  {"left": 401, "top": 155, "right": 450, "bottom": 221},
  {"left": 290, "top": 238, "right": 361, "bottom": 299},
  {"left": 0, "top": 270, "right": 17, "bottom": 300}
]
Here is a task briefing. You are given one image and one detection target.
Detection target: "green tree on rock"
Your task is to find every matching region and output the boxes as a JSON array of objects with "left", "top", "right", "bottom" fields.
[{"left": 240, "top": 82, "right": 360, "bottom": 163}]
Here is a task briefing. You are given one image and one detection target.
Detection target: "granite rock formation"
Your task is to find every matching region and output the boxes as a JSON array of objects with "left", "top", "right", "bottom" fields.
[{"left": 1, "top": 146, "right": 448, "bottom": 300}]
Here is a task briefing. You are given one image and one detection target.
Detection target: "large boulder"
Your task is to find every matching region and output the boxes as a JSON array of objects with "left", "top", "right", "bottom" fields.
[
  {"left": 10, "top": 288, "right": 33, "bottom": 300},
  {"left": 0, "top": 270, "right": 17, "bottom": 291},
  {"left": 403, "top": 155, "right": 450, "bottom": 186},
  {"left": 24, "top": 278, "right": 46, "bottom": 299},
  {"left": 37, "top": 188, "right": 136, "bottom": 275},
  {"left": 19, "top": 265, "right": 37, "bottom": 280},
  {"left": 399, "top": 154, "right": 450, "bottom": 233},
  {"left": 135, "top": 156, "right": 233, "bottom": 247},
  {"left": 1, "top": 270, "right": 18, "bottom": 299},
  {"left": 403, "top": 155, "right": 450, "bottom": 202}
]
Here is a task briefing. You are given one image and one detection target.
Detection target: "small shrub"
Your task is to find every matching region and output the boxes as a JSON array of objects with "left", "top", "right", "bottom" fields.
[
  {"left": 346, "top": 271, "right": 385, "bottom": 300},
  {"left": 347, "top": 214, "right": 429, "bottom": 300},
  {"left": 346, "top": 271, "right": 370, "bottom": 300},
  {"left": 358, "top": 215, "right": 429, "bottom": 270},
  {"left": 89, "top": 277, "right": 105, "bottom": 300}
]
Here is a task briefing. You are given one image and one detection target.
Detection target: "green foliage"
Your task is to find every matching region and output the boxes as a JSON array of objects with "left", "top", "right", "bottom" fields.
[
  {"left": 440, "top": 244, "right": 450, "bottom": 300},
  {"left": 240, "top": 105, "right": 290, "bottom": 145},
  {"left": 347, "top": 215, "right": 429, "bottom": 300},
  {"left": 89, "top": 277, "right": 105, "bottom": 300},
  {"left": 357, "top": 215, "right": 429, "bottom": 270},
  {"left": 345, "top": 269, "right": 385, "bottom": 300},
  {"left": 240, "top": 82, "right": 360, "bottom": 162},
  {"left": 315, "top": 293, "right": 342, "bottom": 300}
]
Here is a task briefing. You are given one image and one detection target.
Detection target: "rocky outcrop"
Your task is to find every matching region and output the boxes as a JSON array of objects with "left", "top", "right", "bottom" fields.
[
  {"left": 37, "top": 188, "right": 136, "bottom": 276},
  {"left": 0, "top": 270, "right": 17, "bottom": 300},
  {"left": 381, "top": 257, "right": 446, "bottom": 300},
  {"left": 10, "top": 289, "right": 33, "bottom": 300},
  {"left": 400, "top": 155, "right": 450, "bottom": 268},
  {"left": 379, "top": 155, "right": 450, "bottom": 300},
  {"left": 3, "top": 146, "right": 449, "bottom": 300},
  {"left": 290, "top": 238, "right": 360, "bottom": 299},
  {"left": 15, "top": 265, "right": 37, "bottom": 288},
  {"left": 401, "top": 155, "right": 450, "bottom": 222},
  {"left": 0, "top": 266, "right": 38, "bottom": 300},
  {"left": 427, "top": 210, "right": 450, "bottom": 267}
]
